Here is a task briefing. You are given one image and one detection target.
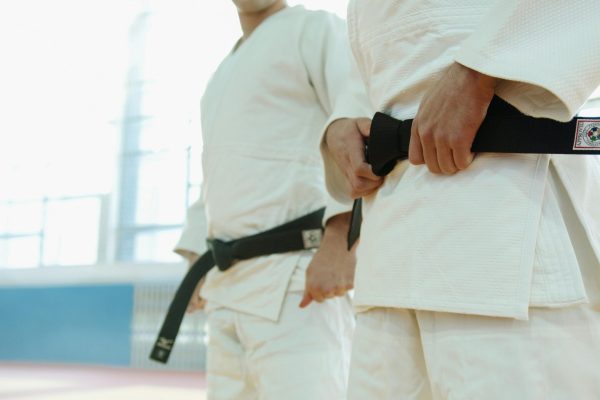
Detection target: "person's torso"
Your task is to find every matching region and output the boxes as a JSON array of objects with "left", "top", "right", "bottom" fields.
[
  {"left": 198, "top": 7, "right": 346, "bottom": 319},
  {"left": 200, "top": 6, "right": 331, "bottom": 241},
  {"left": 347, "top": 0, "right": 595, "bottom": 317}
]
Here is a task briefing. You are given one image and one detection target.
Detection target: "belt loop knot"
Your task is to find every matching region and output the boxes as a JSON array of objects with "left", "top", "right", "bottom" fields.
[{"left": 206, "top": 239, "right": 234, "bottom": 271}]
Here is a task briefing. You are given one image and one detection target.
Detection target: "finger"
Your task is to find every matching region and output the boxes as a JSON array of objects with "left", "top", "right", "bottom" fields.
[
  {"left": 356, "top": 118, "right": 372, "bottom": 138},
  {"left": 436, "top": 145, "right": 458, "bottom": 175},
  {"left": 355, "top": 163, "right": 383, "bottom": 181},
  {"left": 333, "top": 287, "right": 347, "bottom": 297},
  {"left": 421, "top": 138, "right": 442, "bottom": 174},
  {"left": 187, "top": 297, "right": 199, "bottom": 312},
  {"left": 348, "top": 144, "right": 369, "bottom": 171},
  {"left": 321, "top": 291, "right": 337, "bottom": 301},
  {"left": 299, "top": 292, "right": 313, "bottom": 308},
  {"left": 186, "top": 297, "right": 205, "bottom": 313},
  {"left": 408, "top": 118, "right": 425, "bottom": 165},
  {"left": 452, "top": 147, "right": 475, "bottom": 170},
  {"left": 311, "top": 291, "right": 326, "bottom": 303},
  {"left": 349, "top": 177, "right": 383, "bottom": 198},
  {"left": 187, "top": 305, "right": 201, "bottom": 314}
]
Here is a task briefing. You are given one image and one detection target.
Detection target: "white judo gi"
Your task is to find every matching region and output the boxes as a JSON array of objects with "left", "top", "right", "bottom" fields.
[
  {"left": 320, "top": 1, "right": 600, "bottom": 398},
  {"left": 175, "top": 6, "right": 369, "bottom": 400}
]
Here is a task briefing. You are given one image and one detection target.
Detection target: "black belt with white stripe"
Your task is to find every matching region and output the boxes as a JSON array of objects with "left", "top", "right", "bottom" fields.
[
  {"left": 150, "top": 207, "right": 325, "bottom": 363},
  {"left": 347, "top": 96, "right": 600, "bottom": 248}
]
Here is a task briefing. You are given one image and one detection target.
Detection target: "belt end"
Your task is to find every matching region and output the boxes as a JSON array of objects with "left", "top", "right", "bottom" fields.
[{"left": 149, "top": 336, "right": 173, "bottom": 364}]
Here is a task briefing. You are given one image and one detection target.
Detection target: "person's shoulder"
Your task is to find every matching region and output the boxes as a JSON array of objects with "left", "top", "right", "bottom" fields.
[
  {"left": 303, "top": 7, "right": 343, "bottom": 23},
  {"left": 285, "top": 6, "right": 343, "bottom": 25},
  {"left": 292, "top": 7, "right": 345, "bottom": 35}
]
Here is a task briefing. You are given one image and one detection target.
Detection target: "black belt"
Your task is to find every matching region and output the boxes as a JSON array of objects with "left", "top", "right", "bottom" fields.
[
  {"left": 150, "top": 207, "right": 325, "bottom": 363},
  {"left": 347, "top": 96, "right": 600, "bottom": 248}
]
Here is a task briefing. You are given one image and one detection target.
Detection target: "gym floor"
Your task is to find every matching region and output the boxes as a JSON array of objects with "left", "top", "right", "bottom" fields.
[{"left": 0, "top": 363, "right": 207, "bottom": 400}]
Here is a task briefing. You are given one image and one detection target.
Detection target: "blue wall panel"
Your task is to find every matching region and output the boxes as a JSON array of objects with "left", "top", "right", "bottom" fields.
[{"left": 0, "top": 285, "right": 133, "bottom": 366}]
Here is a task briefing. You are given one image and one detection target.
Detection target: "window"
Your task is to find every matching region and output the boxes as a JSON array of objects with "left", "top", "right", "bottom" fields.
[
  {"left": 0, "top": 1, "right": 129, "bottom": 268},
  {"left": 0, "top": 1, "right": 348, "bottom": 269}
]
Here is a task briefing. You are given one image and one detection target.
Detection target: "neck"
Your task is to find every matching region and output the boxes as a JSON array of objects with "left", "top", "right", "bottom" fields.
[{"left": 237, "top": 1, "right": 287, "bottom": 39}]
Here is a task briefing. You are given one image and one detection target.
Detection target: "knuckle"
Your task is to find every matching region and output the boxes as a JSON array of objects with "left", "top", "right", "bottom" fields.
[
  {"left": 418, "top": 128, "right": 434, "bottom": 144},
  {"left": 308, "top": 283, "right": 320, "bottom": 293},
  {"left": 449, "top": 135, "right": 469, "bottom": 149},
  {"left": 355, "top": 164, "right": 368, "bottom": 176},
  {"left": 352, "top": 166, "right": 364, "bottom": 178},
  {"left": 448, "top": 135, "right": 463, "bottom": 148}
]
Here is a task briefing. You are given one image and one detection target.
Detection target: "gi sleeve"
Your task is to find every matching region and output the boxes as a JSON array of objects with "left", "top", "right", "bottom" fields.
[
  {"left": 299, "top": 10, "right": 373, "bottom": 204},
  {"left": 174, "top": 183, "right": 208, "bottom": 259},
  {"left": 454, "top": 0, "right": 600, "bottom": 122}
]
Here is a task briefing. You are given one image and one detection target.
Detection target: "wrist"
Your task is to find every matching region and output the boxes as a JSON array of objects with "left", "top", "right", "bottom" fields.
[
  {"left": 323, "top": 212, "right": 351, "bottom": 238},
  {"left": 325, "top": 118, "right": 350, "bottom": 147},
  {"left": 454, "top": 62, "right": 499, "bottom": 92}
]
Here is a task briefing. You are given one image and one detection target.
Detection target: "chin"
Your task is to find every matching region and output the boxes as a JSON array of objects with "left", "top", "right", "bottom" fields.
[{"left": 233, "top": 0, "right": 279, "bottom": 13}]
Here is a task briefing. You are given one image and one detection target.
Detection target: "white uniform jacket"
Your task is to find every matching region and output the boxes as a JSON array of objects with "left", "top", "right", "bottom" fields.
[
  {"left": 322, "top": 0, "right": 600, "bottom": 319},
  {"left": 175, "top": 6, "right": 370, "bottom": 320}
]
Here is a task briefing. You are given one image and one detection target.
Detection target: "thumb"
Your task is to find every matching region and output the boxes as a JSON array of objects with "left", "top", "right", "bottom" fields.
[
  {"left": 299, "top": 292, "right": 313, "bottom": 308},
  {"left": 408, "top": 116, "right": 425, "bottom": 165},
  {"left": 356, "top": 118, "right": 372, "bottom": 138}
]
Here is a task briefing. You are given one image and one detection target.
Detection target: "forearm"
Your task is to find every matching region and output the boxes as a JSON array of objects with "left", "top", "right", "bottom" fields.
[
  {"left": 322, "top": 211, "right": 351, "bottom": 243},
  {"left": 300, "top": 211, "right": 355, "bottom": 307}
]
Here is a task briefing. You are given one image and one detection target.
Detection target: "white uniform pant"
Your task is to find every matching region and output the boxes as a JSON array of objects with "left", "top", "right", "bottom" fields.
[
  {"left": 349, "top": 301, "right": 600, "bottom": 400},
  {"left": 348, "top": 177, "right": 600, "bottom": 400},
  {"left": 205, "top": 292, "right": 354, "bottom": 400}
]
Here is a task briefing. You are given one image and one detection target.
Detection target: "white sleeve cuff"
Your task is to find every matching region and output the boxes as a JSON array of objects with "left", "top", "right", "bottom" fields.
[
  {"left": 323, "top": 195, "right": 352, "bottom": 226},
  {"left": 454, "top": 0, "right": 600, "bottom": 122},
  {"left": 173, "top": 200, "right": 208, "bottom": 258}
]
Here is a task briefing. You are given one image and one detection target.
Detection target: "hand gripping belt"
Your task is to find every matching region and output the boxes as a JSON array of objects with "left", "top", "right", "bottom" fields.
[
  {"left": 347, "top": 96, "right": 600, "bottom": 248},
  {"left": 150, "top": 207, "right": 325, "bottom": 363}
]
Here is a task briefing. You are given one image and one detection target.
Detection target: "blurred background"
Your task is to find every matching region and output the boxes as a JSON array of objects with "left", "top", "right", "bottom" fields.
[{"left": 0, "top": 1, "right": 348, "bottom": 399}]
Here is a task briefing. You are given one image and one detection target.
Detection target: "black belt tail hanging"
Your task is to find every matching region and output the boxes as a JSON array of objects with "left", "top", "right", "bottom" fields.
[{"left": 150, "top": 208, "right": 325, "bottom": 363}]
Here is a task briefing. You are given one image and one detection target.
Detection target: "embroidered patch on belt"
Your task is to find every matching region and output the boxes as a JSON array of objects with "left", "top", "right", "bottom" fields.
[
  {"left": 573, "top": 120, "right": 600, "bottom": 150},
  {"left": 302, "top": 229, "right": 322, "bottom": 249}
]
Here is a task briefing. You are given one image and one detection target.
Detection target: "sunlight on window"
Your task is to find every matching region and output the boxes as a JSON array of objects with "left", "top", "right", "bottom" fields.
[
  {"left": 0, "top": 237, "right": 41, "bottom": 269},
  {"left": 42, "top": 198, "right": 101, "bottom": 266},
  {"left": 0, "top": 1, "right": 350, "bottom": 268},
  {"left": 0, "top": 202, "right": 43, "bottom": 235},
  {"left": 134, "top": 152, "right": 188, "bottom": 226}
]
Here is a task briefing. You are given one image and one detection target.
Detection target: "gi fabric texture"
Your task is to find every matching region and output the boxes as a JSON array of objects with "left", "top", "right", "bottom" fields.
[
  {"left": 347, "top": 163, "right": 600, "bottom": 399},
  {"left": 207, "top": 293, "right": 354, "bottom": 400},
  {"left": 320, "top": 0, "right": 600, "bottom": 319},
  {"left": 175, "top": 6, "right": 370, "bottom": 321}
]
